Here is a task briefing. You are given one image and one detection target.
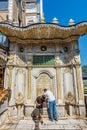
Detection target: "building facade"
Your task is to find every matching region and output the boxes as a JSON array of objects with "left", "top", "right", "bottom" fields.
[
  {"left": 83, "top": 72, "right": 87, "bottom": 116},
  {"left": 0, "top": 0, "right": 86, "bottom": 119}
]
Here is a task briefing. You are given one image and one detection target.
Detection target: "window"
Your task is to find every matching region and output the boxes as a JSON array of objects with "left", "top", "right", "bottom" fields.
[
  {"left": 26, "top": 16, "right": 37, "bottom": 25},
  {"left": 33, "top": 55, "right": 55, "bottom": 65},
  {"left": 41, "top": 46, "right": 47, "bottom": 51},
  {"left": 0, "top": 32, "right": 8, "bottom": 47},
  {"left": 0, "top": 0, "right": 8, "bottom": 10},
  {"left": 28, "top": 19, "right": 34, "bottom": 23},
  {"left": 19, "top": 47, "right": 24, "bottom": 52},
  {"left": 26, "top": 3, "right": 35, "bottom": 9}
]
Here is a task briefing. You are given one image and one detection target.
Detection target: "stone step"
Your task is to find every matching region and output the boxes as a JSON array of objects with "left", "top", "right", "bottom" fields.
[
  {"left": 0, "top": 118, "right": 87, "bottom": 130},
  {"left": 43, "top": 108, "right": 49, "bottom": 118}
]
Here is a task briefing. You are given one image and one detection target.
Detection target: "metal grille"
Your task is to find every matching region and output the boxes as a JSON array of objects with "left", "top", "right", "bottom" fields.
[{"left": 33, "top": 55, "right": 55, "bottom": 65}]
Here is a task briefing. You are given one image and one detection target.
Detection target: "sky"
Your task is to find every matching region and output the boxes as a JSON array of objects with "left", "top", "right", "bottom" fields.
[{"left": 37, "top": 0, "right": 87, "bottom": 66}]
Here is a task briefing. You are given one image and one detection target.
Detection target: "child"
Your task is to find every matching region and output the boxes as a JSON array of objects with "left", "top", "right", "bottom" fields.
[{"left": 31, "top": 108, "right": 40, "bottom": 130}]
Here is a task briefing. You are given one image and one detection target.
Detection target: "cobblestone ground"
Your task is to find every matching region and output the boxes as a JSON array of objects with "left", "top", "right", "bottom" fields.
[{"left": 0, "top": 117, "right": 87, "bottom": 130}]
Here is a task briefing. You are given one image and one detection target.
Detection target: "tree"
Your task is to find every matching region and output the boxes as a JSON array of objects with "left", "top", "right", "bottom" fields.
[{"left": 82, "top": 65, "right": 87, "bottom": 73}]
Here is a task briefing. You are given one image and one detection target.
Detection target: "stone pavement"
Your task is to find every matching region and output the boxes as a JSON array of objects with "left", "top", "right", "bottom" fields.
[{"left": 0, "top": 116, "right": 87, "bottom": 130}]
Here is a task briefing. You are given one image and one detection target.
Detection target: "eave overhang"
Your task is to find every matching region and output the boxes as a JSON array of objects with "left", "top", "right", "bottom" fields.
[{"left": 0, "top": 22, "right": 87, "bottom": 44}]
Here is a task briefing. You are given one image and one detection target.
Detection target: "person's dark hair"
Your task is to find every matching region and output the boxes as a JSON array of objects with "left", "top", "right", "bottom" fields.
[
  {"left": 42, "top": 95, "right": 46, "bottom": 100},
  {"left": 44, "top": 88, "right": 47, "bottom": 92}
]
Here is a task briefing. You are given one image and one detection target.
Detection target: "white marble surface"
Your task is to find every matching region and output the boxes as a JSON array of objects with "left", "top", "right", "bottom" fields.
[{"left": 0, "top": 116, "right": 87, "bottom": 130}]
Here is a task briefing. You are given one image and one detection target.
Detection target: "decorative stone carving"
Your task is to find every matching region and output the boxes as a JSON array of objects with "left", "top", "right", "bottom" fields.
[
  {"left": 16, "top": 55, "right": 26, "bottom": 66},
  {"left": 15, "top": 92, "right": 24, "bottom": 105},
  {"left": 36, "top": 73, "right": 52, "bottom": 96},
  {"left": 37, "top": 27, "right": 50, "bottom": 39},
  {"left": 15, "top": 92, "right": 24, "bottom": 117},
  {"left": 74, "top": 55, "right": 80, "bottom": 64},
  {"left": 65, "top": 92, "right": 74, "bottom": 103},
  {"left": 55, "top": 56, "right": 61, "bottom": 65},
  {"left": 7, "top": 54, "right": 14, "bottom": 65},
  {"left": 64, "top": 68, "right": 71, "bottom": 73},
  {"left": 27, "top": 56, "right": 32, "bottom": 65}
]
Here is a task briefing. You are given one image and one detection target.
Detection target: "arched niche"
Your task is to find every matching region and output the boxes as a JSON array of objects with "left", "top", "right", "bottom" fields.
[{"left": 33, "top": 69, "right": 55, "bottom": 97}]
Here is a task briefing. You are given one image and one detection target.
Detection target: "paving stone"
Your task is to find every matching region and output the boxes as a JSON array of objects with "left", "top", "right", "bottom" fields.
[
  {"left": 55, "top": 119, "right": 70, "bottom": 125},
  {"left": 45, "top": 124, "right": 65, "bottom": 130},
  {"left": 69, "top": 119, "right": 85, "bottom": 124},
  {"left": 64, "top": 124, "right": 81, "bottom": 130},
  {"left": 0, "top": 118, "right": 87, "bottom": 130}
]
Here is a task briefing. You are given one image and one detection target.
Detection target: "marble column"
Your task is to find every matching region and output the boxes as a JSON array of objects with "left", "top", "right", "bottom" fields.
[
  {"left": 74, "top": 51, "right": 85, "bottom": 116},
  {"left": 72, "top": 67, "right": 78, "bottom": 104},
  {"left": 76, "top": 66, "right": 84, "bottom": 103},
  {"left": 8, "top": 66, "right": 13, "bottom": 89},
  {"left": 8, "top": 66, "right": 16, "bottom": 105},
  {"left": 76, "top": 65, "right": 86, "bottom": 116},
  {"left": 28, "top": 67, "right": 32, "bottom": 100},
  {"left": 55, "top": 55, "right": 62, "bottom": 104},
  {"left": 56, "top": 67, "right": 62, "bottom": 104}
]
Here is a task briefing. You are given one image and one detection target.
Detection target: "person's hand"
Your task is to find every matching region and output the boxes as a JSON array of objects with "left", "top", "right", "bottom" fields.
[{"left": 36, "top": 103, "right": 41, "bottom": 106}]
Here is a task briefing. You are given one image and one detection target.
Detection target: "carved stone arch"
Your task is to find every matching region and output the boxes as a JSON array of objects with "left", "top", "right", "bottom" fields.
[
  {"left": 34, "top": 69, "right": 54, "bottom": 79},
  {"left": 34, "top": 70, "right": 54, "bottom": 96}
]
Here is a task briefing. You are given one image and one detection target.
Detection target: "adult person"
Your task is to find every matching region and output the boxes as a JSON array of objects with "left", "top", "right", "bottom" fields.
[
  {"left": 43, "top": 88, "right": 58, "bottom": 121},
  {"left": 34, "top": 95, "right": 45, "bottom": 124}
]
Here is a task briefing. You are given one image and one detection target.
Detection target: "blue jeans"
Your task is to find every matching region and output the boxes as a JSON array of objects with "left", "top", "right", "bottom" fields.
[{"left": 48, "top": 100, "right": 58, "bottom": 120}]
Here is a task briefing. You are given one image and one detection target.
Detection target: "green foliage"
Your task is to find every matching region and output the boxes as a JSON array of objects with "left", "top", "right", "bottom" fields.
[{"left": 82, "top": 65, "right": 87, "bottom": 73}]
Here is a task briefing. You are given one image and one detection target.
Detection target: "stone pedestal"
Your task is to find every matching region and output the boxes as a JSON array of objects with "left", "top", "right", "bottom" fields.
[
  {"left": 24, "top": 105, "right": 34, "bottom": 117},
  {"left": 79, "top": 105, "right": 86, "bottom": 117},
  {"left": 57, "top": 104, "right": 65, "bottom": 117}
]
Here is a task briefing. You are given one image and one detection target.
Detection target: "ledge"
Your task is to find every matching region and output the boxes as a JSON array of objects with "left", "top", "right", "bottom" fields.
[{"left": 0, "top": 21, "right": 87, "bottom": 43}]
